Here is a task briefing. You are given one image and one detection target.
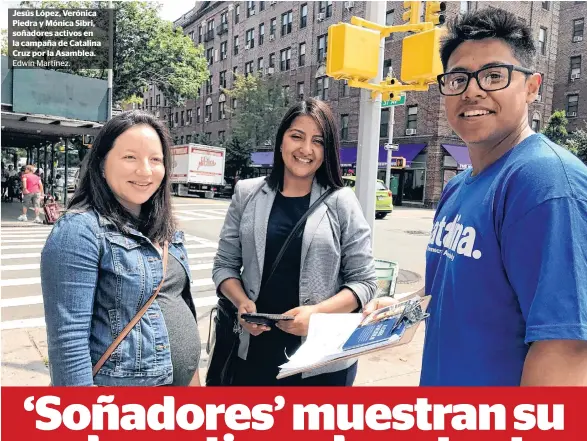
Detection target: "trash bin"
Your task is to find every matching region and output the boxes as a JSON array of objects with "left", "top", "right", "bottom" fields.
[{"left": 374, "top": 259, "right": 399, "bottom": 298}]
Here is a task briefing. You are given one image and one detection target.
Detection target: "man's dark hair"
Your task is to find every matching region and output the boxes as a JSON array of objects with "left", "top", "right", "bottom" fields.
[
  {"left": 440, "top": 8, "right": 536, "bottom": 70},
  {"left": 267, "top": 98, "right": 343, "bottom": 191},
  {"left": 68, "top": 110, "right": 176, "bottom": 243}
]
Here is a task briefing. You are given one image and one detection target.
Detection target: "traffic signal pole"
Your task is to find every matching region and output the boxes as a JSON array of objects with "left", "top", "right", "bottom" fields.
[
  {"left": 355, "top": 0, "right": 386, "bottom": 235},
  {"left": 385, "top": 68, "right": 396, "bottom": 193}
]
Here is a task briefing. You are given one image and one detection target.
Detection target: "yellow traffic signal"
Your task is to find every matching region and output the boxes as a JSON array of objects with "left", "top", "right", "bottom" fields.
[
  {"left": 425, "top": 1, "right": 446, "bottom": 26},
  {"left": 326, "top": 23, "right": 381, "bottom": 82},
  {"left": 402, "top": 1, "right": 422, "bottom": 25},
  {"left": 401, "top": 27, "right": 444, "bottom": 84}
]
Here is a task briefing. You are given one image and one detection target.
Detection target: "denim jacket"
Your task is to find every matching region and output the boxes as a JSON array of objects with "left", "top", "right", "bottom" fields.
[{"left": 41, "top": 209, "right": 194, "bottom": 386}]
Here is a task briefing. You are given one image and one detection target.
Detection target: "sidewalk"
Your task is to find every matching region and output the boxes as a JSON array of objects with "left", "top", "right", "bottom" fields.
[{"left": 1, "top": 199, "right": 48, "bottom": 227}]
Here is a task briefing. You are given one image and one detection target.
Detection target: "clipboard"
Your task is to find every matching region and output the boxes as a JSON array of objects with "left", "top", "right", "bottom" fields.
[{"left": 276, "top": 294, "right": 431, "bottom": 379}]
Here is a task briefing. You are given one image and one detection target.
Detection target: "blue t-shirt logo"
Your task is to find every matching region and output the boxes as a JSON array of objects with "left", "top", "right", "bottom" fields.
[{"left": 428, "top": 214, "right": 483, "bottom": 261}]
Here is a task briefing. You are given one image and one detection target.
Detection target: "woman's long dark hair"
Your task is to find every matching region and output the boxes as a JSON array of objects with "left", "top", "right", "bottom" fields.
[
  {"left": 267, "top": 98, "right": 343, "bottom": 191},
  {"left": 68, "top": 110, "right": 176, "bottom": 242}
]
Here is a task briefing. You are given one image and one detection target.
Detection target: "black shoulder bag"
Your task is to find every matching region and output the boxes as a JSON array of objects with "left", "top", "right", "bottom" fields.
[{"left": 205, "top": 187, "right": 337, "bottom": 386}]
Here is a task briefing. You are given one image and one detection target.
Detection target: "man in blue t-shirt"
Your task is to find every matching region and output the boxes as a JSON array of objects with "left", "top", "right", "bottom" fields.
[{"left": 365, "top": 8, "right": 587, "bottom": 385}]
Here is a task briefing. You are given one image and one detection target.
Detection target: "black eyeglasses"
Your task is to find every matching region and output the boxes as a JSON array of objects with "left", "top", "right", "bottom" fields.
[{"left": 437, "top": 64, "right": 535, "bottom": 96}]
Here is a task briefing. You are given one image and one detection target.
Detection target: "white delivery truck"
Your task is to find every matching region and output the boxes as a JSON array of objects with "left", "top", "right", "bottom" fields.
[{"left": 170, "top": 143, "right": 226, "bottom": 198}]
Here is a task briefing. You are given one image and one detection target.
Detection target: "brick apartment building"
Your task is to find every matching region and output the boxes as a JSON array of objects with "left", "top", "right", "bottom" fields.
[
  {"left": 138, "top": 1, "right": 566, "bottom": 207},
  {"left": 553, "top": 1, "right": 587, "bottom": 133}
]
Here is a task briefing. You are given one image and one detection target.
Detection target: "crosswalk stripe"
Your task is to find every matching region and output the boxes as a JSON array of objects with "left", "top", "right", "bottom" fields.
[
  {"left": 1, "top": 317, "right": 46, "bottom": 330},
  {"left": 0, "top": 293, "right": 219, "bottom": 309},
  {"left": 1, "top": 227, "right": 53, "bottom": 232},
  {"left": 1, "top": 244, "right": 45, "bottom": 250},
  {"left": 0, "top": 239, "right": 47, "bottom": 243},
  {"left": 176, "top": 215, "right": 225, "bottom": 221},
  {"left": 0, "top": 261, "right": 215, "bottom": 272},
  {"left": 1, "top": 234, "right": 50, "bottom": 239},
  {"left": 0, "top": 252, "right": 41, "bottom": 260}
]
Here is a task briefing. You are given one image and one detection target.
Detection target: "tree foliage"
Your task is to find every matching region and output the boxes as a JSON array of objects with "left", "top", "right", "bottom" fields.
[
  {"left": 19, "top": 1, "right": 208, "bottom": 107},
  {"left": 1, "top": 29, "right": 7, "bottom": 56},
  {"left": 541, "top": 110, "right": 587, "bottom": 165}
]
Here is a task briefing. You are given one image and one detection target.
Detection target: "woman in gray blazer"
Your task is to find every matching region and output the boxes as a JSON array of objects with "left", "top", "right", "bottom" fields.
[{"left": 211, "top": 98, "right": 377, "bottom": 386}]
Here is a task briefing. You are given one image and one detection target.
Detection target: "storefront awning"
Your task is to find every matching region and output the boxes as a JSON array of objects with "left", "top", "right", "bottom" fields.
[
  {"left": 443, "top": 144, "right": 472, "bottom": 170},
  {"left": 340, "top": 143, "right": 427, "bottom": 167}
]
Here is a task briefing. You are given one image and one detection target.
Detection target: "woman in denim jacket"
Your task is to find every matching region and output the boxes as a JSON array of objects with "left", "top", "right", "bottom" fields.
[{"left": 41, "top": 111, "right": 201, "bottom": 386}]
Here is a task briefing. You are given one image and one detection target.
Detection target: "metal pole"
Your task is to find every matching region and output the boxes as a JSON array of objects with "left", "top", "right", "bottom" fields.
[
  {"left": 107, "top": 0, "right": 113, "bottom": 120},
  {"left": 385, "top": 69, "right": 395, "bottom": 191},
  {"left": 64, "top": 138, "right": 69, "bottom": 206},
  {"left": 355, "top": 0, "right": 386, "bottom": 234},
  {"left": 43, "top": 144, "right": 48, "bottom": 188},
  {"left": 51, "top": 143, "right": 55, "bottom": 188}
]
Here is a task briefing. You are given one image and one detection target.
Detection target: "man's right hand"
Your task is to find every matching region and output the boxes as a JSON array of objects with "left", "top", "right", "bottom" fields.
[
  {"left": 362, "top": 296, "right": 399, "bottom": 317},
  {"left": 237, "top": 299, "right": 270, "bottom": 336}
]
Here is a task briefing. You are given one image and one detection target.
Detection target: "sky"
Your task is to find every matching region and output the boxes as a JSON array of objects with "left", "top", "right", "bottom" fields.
[{"left": 1, "top": 0, "right": 196, "bottom": 29}]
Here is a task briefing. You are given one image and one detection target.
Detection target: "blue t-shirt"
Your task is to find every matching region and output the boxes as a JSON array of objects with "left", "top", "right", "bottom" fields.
[{"left": 421, "top": 134, "right": 587, "bottom": 386}]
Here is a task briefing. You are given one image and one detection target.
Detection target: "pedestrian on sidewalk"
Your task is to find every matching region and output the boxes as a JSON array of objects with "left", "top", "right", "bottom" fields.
[
  {"left": 209, "top": 98, "right": 377, "bottom": 387},
  {"left": 365, "top": 8, "right": 587, "bottom": 386},
  {"left": 18, "top": 165, "right": 44, "bottom": 223},
  {"left": 41, "top": 110, "right": 202, "bottom": 387}
]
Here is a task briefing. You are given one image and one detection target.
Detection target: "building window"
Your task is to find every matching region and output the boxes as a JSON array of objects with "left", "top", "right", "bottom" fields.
[
  {"left": 316, "top": 76, "right": 329, "bottom": 100},
  {"left": 198, "top": 25, "right": 203, "bottom": 43},
  {"left": 460, "top": 1, "right": 472, "bottom": 14},
  {"left": 156, "top": 94, "right": 161, "bottom": 106},
  {"left": 219, "top": 71, "right": 227, "bottom": 89},
  {"left": 269, "top": 53, "right": 276, "bottom": 68},
  {"left": 301, "top": 3, "right": 308, "bottom": 28},
  {"left": 247, "top": 1, "right": 255, "bottom": 18},
  {"left": 186, "top": 135, "right": 192, "bottom": 143},
  {"left": 380, "top": 109, "right": 389, "bottom": 138},
  {"left": 570, "top": 56, "right": 582, "bottom": 80},
  {"left": 383, "top": 59, "right": 392, "bottom": 79},
  {"left": 259, "top": 23, "right": 265, "bottom": 45},
  {"left": 531, "top": 114, "right": 541, "bottom": 132},
  {"left": 220, "top": 41, "right": 228, "bottom": 60},
  {"left": 205, "top": 98, "right": 213, "bottom": 121},
  {"left": 386, "top": 9, "right": 394, "bottom": 25},
  {"left": 180, "top": 136, "right": 184, "bottom": 144},
  {"left": 233, "top": 98, "right": 238, "bottom": 110},
  {"left": 234, "top": 36, "right": 239, "bottom": 55},
  {"left": 260, "top": 1, "right": 265, "bottom": 12},
  {"left": 205, "top": 20, "right": 215, "bottom": 42},
  {"left": 538, "top": 27, "right": 547, "bottom": 56},
  {"left": 281, "top": 11, "right": 293, "bottom": 36},
  {"left": 537, "top": 73, "right": 544, "bottom": 99},
  {"left": 180, "top": 111, "right": 185, "bottom": 126},
  {"left": 258, "top": 57, "right": 264, "bottom": 72},
  {"left": 207, "top": 48, "right": 214, "bottom": 65},
  {"left": 221, "top": 11, "right": 228, "bottom": 25},
  {"left": 234, "top": 4, "right": 240, "bottom": 24},
  {"left": 270, "top": 18, "right": 277, "bottom": 37},
  {"left": 319, "top": 1, "right": 333, "bottom": 19},
  {"left": 196, "top": 107, "right": 201, "bottom": 123},
  {"left": 282, "top": 85, "right": 290, "bottom": 99},
  {"left": 219, "top": 95, "right": 227, "bottom": 120},
  {"left": 567, "top": 94, "right": 579, "bottom": 117},
  {"left": 297, "top": 82, "right": 304, "bottom": 99},
  {"left": 280, "top": 47, "right": 291, "bottom": 71},
  {"left": 341, "top": 80, "right": 350, "bottom": 97},
  {"left": 189, "top": 31, "right": 194, "bottom": 41},
  {"left": 244, "top": 61, "right": 254, "bottom": 77},
  {"left": 573, "top": 18, "right": 585, "bottom": 40},
  {"left": 246, "top": 28, "right": 255, "bottom": 49},
  {"left": 317, "top": 34, "right": 328, "bottom": 62},
  {"left": 187, "top": 109, "right": 193, "bottom": 125},
  {"left": 407, "top": 105, "right": 418, "bottom": 130},
  {"left": 341, "top": 114, "right": 349, "bottom": 140},
  {"left": 299, "top": 42, "right": 306, "bottom": 66},
  {"left": 219, "top": 131, "right": 226, "bottom": 143},
  {"left": 541, "top": 2, "right": 550, "bottom": 10}
]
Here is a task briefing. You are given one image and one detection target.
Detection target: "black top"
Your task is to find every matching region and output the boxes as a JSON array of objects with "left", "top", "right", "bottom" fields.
[
  {"left": 245, "top": 191, "right": 311, "bottom": 380},
  {"left": 157, "top": 254, "right": 201, "bottom": 386}
]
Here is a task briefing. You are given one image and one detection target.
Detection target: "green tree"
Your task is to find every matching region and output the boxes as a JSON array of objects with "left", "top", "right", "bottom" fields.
[
  {"left": 541, "top": 110, "right": 569, "bottom": 146},
  {"left": 19, "top": 1, "right": 208, "bottom": 107},
  {"left": 223, "top": 136, "right": 253, "bottom": 183},
  {"left": 567, "top": 125, "right": 587, "bottom": 164},
  {"left": 1, "top": 29, "right": 7, "bottom": 56}
]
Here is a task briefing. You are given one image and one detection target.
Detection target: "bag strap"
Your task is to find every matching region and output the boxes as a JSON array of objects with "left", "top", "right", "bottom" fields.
[
  {"left": 260, "top": 187, "right": 336, "bottom": 293},
  {"left": 92, "top": 241, "right": 169, "bottom": 377}
]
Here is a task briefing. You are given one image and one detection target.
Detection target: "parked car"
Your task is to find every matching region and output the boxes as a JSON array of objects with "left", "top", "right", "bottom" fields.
[
  {"left": 342, "top": 176, "right": 393, "bottom": 219},
  {"left": 55, "top": 168, "right": 79, "bottom": 191}
]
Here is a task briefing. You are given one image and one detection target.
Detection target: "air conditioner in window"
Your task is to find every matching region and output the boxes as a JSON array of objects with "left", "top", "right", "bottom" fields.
[
  {"left": 536, "top": 94, "right": 542, "bottom": 102},
  {"left": 344, "top": 1, "right": 355, "bottom": 9},
  {"left": 205, "top": 117, "right": 210, "bottom": 122},
  {"left": 317, "top": 13, "right": 325, "bottom": 21},
  {"left": 573, "top": 35, "right": 583, "bottom": 42},
  {"left": 571, "top": 73, "right": 581, "bottom": 80},
  {"left": 270, "top": 1, "right": 277, "bottom": 5},
  {"left": 267, "top": 67, "right": 275, "bottom": 74},
  {"left": 250, "top": 10, "right": 255, "bottom": 16},
  {"left": 245, "top": 44, "right": 251, "bottom": 50},
  {"left": 269, "top": 34, "right": 275, "bottom": 41},
  {"left": 405, "top": 128, "right": 417, "bottom": 136},
  {"left": 221, "top": 113, "right": 226, "bottom": 119},
  {"left": 567, "top": 112, "right": 577, "bottom": 117}
]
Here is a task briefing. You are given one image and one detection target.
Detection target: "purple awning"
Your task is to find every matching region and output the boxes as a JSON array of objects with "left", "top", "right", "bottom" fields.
[
  {"left": 251, "top": 151, "right": 274, "bottom": 167},
  {"left": 340, "top": 143, "right": 426, "bottom": 167},
  {"left": 442, "top": 144, "right": 471, "bottom": 169}
]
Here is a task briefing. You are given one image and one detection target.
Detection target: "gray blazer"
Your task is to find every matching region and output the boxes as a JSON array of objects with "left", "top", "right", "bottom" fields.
[{"left": 212, "top": 177, "right": 377, "bottom": 377}]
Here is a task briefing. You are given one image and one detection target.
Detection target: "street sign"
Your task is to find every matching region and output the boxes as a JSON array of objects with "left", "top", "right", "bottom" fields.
[
  {"left": 381, "top": 94, "right": 406, "bottom": 107},
  {"left": 384, "top": 143, "right": 399, "bottom": 151}
]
